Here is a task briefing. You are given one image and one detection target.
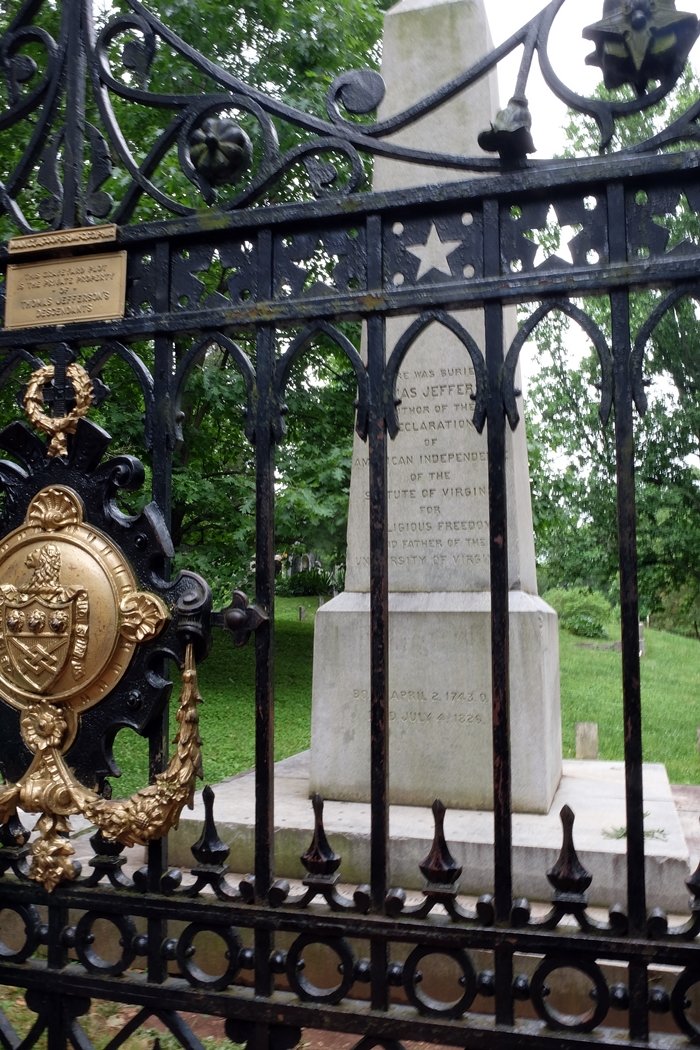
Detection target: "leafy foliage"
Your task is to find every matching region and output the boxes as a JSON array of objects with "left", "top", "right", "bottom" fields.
[
  {"left": 527, "top": 73, "right": 700, "bottom": 629},
  {"left": 282, "top": 567, "right": 335, "bottom": 597},
  {"left": 170, "top": 331, "right": 358, "bottom": 604},
  {"left": 543, "top": 587, "right": 611, "bottom": 639}
]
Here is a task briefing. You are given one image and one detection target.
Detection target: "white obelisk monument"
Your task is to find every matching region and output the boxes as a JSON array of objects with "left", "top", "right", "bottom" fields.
[{"left": 309, "top": 0, "right": 562, "bottom": 814}]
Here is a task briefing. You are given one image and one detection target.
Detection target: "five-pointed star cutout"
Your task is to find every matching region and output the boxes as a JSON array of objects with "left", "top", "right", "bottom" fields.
[{"left": 406, "top": 224, "right": 461, "bottom": 280}]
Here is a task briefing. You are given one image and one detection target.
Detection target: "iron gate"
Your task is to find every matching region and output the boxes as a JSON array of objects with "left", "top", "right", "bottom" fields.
[{"left": 1, "top": 0, "right": 700, "bottom": 1047}]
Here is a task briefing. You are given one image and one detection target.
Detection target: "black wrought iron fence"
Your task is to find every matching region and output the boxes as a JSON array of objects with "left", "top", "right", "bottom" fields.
[{"left": 1, "top": 0, "right": 700, "bottom": 1048}]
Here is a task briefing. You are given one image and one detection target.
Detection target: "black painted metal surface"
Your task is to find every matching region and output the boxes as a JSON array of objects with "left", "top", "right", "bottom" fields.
[{"left": 2, "top": 0, "right": 700, "bottom": 1048}]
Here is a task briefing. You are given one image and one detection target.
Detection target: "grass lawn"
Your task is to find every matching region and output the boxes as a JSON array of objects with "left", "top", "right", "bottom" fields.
[
  {"left": 110, "top": 600, "right": 700, "bottom": 796},
  {"left": 111, "top": 596, "right": 319, "bottom": 797},
  {"left": 559, "top": 624, "right": 700, "bottom": 784}
]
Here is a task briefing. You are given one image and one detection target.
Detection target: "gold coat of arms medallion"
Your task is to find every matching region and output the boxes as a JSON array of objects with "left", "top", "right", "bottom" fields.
[
  {"left": 0, "top": 360, "right": 213, "bottom": 893},
  {"left": 0, "top": 485, "right": 168, "bottom": 743}
]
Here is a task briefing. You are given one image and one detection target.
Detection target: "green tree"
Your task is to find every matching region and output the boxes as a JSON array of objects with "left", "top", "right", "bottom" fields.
[
  {"left": 0, "top": 0, "right": 388, "bottom": 595},
  {"left": 527, "top": 72, "right": 700, "bottom": 625}
]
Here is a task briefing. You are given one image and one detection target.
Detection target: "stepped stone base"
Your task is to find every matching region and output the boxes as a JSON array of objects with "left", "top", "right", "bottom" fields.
[{"left": 168, "top": 754, "right": 692, "bottom": 914}]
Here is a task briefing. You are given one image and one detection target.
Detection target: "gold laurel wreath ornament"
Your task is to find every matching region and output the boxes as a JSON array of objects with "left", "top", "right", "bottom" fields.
[{"left": 24, "top": 363, "right": 93, "bottom": 457}]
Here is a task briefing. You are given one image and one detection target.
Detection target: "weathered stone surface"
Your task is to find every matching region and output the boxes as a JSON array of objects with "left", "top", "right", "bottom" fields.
[
  {"left": 576, "top": 722, "right": 600, "bottom": 761},
  {"left": 345, "top": 313, "right": 537, "bottom": 594},
  {"left": 371, "top": 0, "right": 500, "bottom": 194},
  {"left": 310, "top": 592, "right": 560, "bottom": 812},
  {"left": 309, "top": 0, "right": 561, "bottom": 812},
  {"left": 169, "top": 756, "right": 692, "bottom": 914}
]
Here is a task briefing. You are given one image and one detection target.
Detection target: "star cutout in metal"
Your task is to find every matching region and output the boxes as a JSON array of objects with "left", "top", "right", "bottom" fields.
[
  {"left": 583, "top": 0, "right": 699, "bottom": 96},
  {"left": 406, "top": 224, "right": 462, "bottom": 280}
]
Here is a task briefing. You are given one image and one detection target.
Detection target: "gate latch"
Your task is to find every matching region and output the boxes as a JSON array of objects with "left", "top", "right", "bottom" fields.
[{"left": 212, "top": 590, "right": 268, "bottom": 647}]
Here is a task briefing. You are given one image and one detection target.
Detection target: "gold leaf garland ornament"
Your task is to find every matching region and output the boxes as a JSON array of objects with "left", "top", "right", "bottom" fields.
[
  {"left": 23, "top": 363, "right": 93, "bottom": 457},
  {"left": 0, "top": 642, "right": 202, "bottom": 890},
  {"left": 0, "top": 485, "right": 206, "bottom": 891},
  {"left": 81, "top": 644, "right": 203, "bottom": 848},
  {"left": 0, "top": 644, "right": 203, "bottom": 891}
]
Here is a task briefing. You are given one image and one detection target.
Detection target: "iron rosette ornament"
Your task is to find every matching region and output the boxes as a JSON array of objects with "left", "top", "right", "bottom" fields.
[{"left": 0, "top": 358, "right": 213, "bottom": 891}]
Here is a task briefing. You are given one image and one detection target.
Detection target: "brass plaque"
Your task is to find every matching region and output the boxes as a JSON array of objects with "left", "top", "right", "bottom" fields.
[
  {"left": 8, "top": 224, "right": 117, "bottom": 255},
  {"left": 4, "top": 250, "right": 127, "bottom": 329}
]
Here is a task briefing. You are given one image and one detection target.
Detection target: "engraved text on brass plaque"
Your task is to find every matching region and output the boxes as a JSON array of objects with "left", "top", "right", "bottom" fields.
[
  {"left": 4, "top": 250, "right": 127, "bottom": 329},
  {"left": 8, "top": 224, "right": 118, "bottom": 255}
]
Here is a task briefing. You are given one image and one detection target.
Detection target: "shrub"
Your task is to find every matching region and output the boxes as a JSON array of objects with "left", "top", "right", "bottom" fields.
[
  {"left": 543, "top": 587, "right": 611, "bottom": 638},
  {"left": 650, "top": 587, "right": 700, "bottom": 640},
  {"left": 285, "top": 568, "right": 335, "bottom": 597},
  {"left": 564, "top": 613, "right": 608, "bottom": 639}
]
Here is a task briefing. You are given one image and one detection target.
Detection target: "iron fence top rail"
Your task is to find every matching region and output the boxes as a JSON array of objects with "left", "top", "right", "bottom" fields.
[
  {"left": 1, "top": 147, "right": 699, "bottom": 263},
  {"left": 0, "top": 879, "right": 699, "bottom": 964},
  {"left": 1, "top": 147, "right": 698, "bottom": 344},
  {"left": 0, "top": 262, "right": 698, "bottom": 348}
]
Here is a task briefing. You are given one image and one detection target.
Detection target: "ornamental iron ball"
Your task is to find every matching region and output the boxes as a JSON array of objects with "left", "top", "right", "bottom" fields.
[{"left": 188, "top": 117, "right": 252, "bottom": 187}]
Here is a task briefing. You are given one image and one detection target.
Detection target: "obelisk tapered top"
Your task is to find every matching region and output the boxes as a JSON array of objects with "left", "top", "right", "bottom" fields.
[
  {"left": 374, "top": 0, "right": 499, "bottom": 191},
  {"left": 387, "top": 0, "right": 482, "bottom": 12}
]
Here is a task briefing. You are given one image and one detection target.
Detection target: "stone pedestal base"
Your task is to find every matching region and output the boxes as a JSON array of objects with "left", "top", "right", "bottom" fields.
[
  {"left": 168, "top": 756, "right": 692, "bottom": 914},
  {"left": 309, "top": 591, "right": 561, "bottom": 813}
]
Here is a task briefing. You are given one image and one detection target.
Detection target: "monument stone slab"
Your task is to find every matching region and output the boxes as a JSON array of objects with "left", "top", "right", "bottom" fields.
[{"left": 309, "top": 0, "right": 562, "bottom": 814}]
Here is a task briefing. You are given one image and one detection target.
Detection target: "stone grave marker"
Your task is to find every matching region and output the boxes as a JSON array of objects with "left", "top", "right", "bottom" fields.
[
  {"left": 576, "top": 723, "right": 599, "bottom": 761},
  {"left": 309, "top": 0, "right": 562, "bottom": 813}
]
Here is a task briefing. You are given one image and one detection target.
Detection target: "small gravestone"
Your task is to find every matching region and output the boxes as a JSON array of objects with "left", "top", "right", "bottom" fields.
[
  {"left": 299, "top": 606, "right": 307, "bottom": 622},
  {"left": 576, "top": 723, "right": 599, "bottom": 761},
  {"left": 291, "top": 552, "right": 320, "bottom": 576}
]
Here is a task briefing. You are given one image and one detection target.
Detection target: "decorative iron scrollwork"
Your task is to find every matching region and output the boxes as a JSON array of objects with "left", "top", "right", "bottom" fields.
[
  {"left": 402, "top": 946, "right": 477, "bottom": 1018},
  {"left": 2, "top": 0, "right": 700, "bottom": 232},
  {"left": 530, "top": 957, "right": 610, "bottom": 1032}
]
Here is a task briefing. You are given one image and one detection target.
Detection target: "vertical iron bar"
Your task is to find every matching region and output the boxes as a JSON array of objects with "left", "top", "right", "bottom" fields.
[
  {"left": 46, "top": 996, "right": 67, "bottom": 1050},
  {"left": 611, "top": 285, "right": 645, "bottom": 930},
  {"left": 61, "top": 0, "right": 86, "bottom": 228},
  {"left": 254, "top": 229, "right": 275, "bottom": 1004},
  {"left": 608, "top": 185, "right": 646, "bottom": 928},
  {"left": 484, "top": 200, "right": 512, "bottom": 919},
  {"left": 147, "top": 240, "right": 173, "bottom": 982},
  {"left": 46, "top": 905, "right": 68, "bottom": 1050},
  {"left": 487, "top": 295, "right": 511, "bottom": 925},
  {"left": 608, "top": 182, "right": 647, "bottom": 1039},
  {"left": 47, "top": 904, "right": 68, "bottom": 970},
  {"left": 367, "top": 214, "right": 388, "bottom": 909},
  {"left": 151, "top": 241, "right": 173, "bottom": 525},
  {"left": 367, "top": 213, "right": 389, "bottom": 1010},
  {"left": 484, "top": 197, "right": 513, "bottom": 1026}
]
